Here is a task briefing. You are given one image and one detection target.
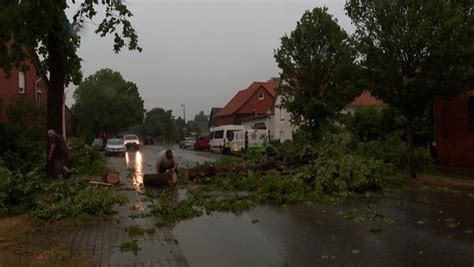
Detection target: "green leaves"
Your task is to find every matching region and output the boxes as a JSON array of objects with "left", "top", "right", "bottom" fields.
[
  {"left": 275, "top": 7, "right": 362, "bottom": 137},
  {"left": 72, "top": 68, "right": 145, "bottom": 136}
]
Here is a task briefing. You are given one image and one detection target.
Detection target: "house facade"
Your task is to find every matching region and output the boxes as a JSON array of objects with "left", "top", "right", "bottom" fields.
[
  {"left": 212, "top": 81, "right": 279, "bottom": 127},
  {"left": 0, "top": 59, "right": 48, "bottom": 119},
  {"left": 241, "top": 95, "right": 296, "bottom": 142},
  {"left": 435, "top": 89, "right": 474, "bottom": 168}
]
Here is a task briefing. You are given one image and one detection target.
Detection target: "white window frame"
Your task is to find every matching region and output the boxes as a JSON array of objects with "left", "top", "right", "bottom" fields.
[
  {"left": 258, "top": 89, "right": 264, "bottom": 100},
  {"left": 18, "top": 71, "right": 26, "bottom": 94}
]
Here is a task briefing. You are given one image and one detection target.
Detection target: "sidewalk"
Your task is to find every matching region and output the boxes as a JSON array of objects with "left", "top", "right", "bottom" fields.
[{"left": 63, "top": 171, "right": 188, "bottom": 267}]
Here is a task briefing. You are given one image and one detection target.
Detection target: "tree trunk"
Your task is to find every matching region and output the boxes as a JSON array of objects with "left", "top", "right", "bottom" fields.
[
  {"left": 143, "top": 173, "right": 174, "bottom": 187},
  {"left": 46, "top": 27, "right": 66, "bottom": 177},
  {"left": 406, "top": 121, "right": 417, "bottom": 179},
  {"left": 47, "top": 31, "right": 66, "bottom": 134}
]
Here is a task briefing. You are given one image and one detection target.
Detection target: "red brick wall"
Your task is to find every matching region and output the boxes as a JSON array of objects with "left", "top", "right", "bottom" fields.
[
  {"left": 435, "top": 91, "right": 474, "bottom": 168},
  {"left": 0, "top": 60, "right": 48, "bottom": 119},
  {"left": 237, "top": 88, "right": 275, "bottom": 116}
]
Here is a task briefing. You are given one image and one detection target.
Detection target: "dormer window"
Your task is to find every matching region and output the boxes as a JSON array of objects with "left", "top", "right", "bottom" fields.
[
  {"left": 251, "top": 109, "right": 257, "bottom": 117},
  {"left": 258, "top": 89, "right": 264, "bottom": 100}
]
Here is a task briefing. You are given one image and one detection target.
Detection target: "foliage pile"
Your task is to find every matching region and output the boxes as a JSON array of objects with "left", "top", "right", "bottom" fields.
[
  {"left": 69, "top": 138, "right": 108, "bottom": 176},
  {"left": 0, "top": 166, "right": 43, "bottom": 215},
  {"left": 32, "top": 181, "right": 127, "bottom": 222},
  {"left": 147, "top": 123, "right": 436, "bottom": 227}
]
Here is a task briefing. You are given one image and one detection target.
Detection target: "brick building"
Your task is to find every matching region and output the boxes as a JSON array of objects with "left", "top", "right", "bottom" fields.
[
  {"left": 212, "top": 81, "right": 279, "bottom": 127},
  {"left": 435, "top": 89, "right": 474, "bottom": 168},
  {"left": 0, "top": 58, "right": 48, "bottom": 118}
]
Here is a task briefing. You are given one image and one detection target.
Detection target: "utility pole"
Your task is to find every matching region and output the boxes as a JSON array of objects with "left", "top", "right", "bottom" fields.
[{"left": 180, "top": 104, "right": 186, "bottom": 123}]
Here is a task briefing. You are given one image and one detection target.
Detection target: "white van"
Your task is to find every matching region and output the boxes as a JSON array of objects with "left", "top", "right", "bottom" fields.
[
  {"left": 229, "top": 129, "right": 270, "bottom": 155},
  {"left": 209, "top": 125, "right": 244, "bottom": 153}
]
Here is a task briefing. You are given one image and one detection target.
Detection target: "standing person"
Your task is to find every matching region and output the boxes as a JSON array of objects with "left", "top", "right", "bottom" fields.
[
  {"left": 156, "top": 149, "right": 179, "bottom": 185},
  {"left": 48, "top": 129, "right": 70, "bottom": 179},
  {"left": 101, "top": 131, "right": 107, "bottom": 151}
]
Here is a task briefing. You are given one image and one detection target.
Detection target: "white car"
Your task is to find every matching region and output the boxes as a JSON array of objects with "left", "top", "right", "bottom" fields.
[
  {"left": 179, "top": 137, "right": 196, "bottom": 149},
  {"left": 105, "top": 139, "right": 126, "bottom": 156},
  {"left": 123, "top": 134, "right": 140, "bottom": 149}
]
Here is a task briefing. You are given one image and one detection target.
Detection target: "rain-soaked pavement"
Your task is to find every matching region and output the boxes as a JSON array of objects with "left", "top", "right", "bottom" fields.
[{"left": 107, "top": 145, "right": 474, "bottom": 267}]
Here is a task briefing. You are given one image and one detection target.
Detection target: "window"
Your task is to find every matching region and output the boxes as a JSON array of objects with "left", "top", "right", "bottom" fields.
[
  {"left": 266, "top": 108, "right": 272, "bottom": 115},
  {"left": 254, "top": 123, "right": 267, "bottom": 130},
  {"left": 251, "top": 109, "right": 257, "bottom": 117},
  {"left": 258, "top": 89, "right": 264, "bottom": 100},
  {"left": 469, "top": 96, "right": 474, "bottom": 126},
  {"left": 226, "top": 130, "right": 235, "bottom": 141},
  {"left": 214, "top": 130, "right": 224, "bottom": 138},
  {"left": 18, "top": 71, "right": 25, "bottom": 94},
  {"left": 280, "top": 109, "right": 285, "bottom": 121},
  {"left": 36, "top": 90, "right": 42, "bottom": 104}
]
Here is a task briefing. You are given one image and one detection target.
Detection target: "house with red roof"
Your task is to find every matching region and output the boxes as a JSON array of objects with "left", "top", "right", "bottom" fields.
[
  {"left": 212, "top": 81, "right": 279, "bottom": 127},
  {"left": 345, "top": 90, "right": 386, "bottom": 113}
]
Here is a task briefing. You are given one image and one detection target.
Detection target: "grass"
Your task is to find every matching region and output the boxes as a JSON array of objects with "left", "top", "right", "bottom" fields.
[{"left": 0, "top": 216, "right": 92, "bottom": 266}]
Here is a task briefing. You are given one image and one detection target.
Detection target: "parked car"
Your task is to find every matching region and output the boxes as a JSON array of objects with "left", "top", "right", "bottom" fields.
[
  {"left": 209, "top": 125, "right": 244, "bottom": 154},
  {"left": 91, "top": 138, "right": 103, "bottom": 150},
  {"left": 230, "top": 129, "right": 270, "bottom": 155},
  {"left": 194, "top": 136, "right": 210, "bottom": 150},
  {"left": 123, "top": 134, "right": 140, "bottom": 149},
  {"left": 144, "top": 136, "right": 154, "bottom": 145},
  {"left": 105, "top": 139, "right": 126, "bottom": 156},
  {"left": 179, "top": 136, "right": 197, "bottom": 149}
]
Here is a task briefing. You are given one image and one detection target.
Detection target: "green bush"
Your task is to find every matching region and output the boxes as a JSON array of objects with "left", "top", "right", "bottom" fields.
[
  {"left": 0, "top": 165, "right": 43, "bottom": 215},
  {"left": 355, "top": 132, "right": 434, "bottom": 172},
  {"left": 69, "top": 139, "right": 108, "bottom": 176}
]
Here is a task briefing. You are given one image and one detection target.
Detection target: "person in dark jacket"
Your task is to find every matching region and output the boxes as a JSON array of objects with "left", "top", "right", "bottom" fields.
[{"left": 48, "top": 129, "right": 70, "bottom": 179}]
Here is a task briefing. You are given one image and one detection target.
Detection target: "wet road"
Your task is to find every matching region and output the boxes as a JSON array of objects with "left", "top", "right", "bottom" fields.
[{"left": 107, "top": 145, "right": 474, "bottom": 267}]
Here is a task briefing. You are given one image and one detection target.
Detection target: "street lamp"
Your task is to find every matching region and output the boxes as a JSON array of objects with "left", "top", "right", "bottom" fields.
[{"left": 180, "top": 104, "right": 186, "bottom": 123}]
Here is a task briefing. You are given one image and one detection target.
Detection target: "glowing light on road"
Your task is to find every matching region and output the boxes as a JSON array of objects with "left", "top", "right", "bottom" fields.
[
  {"left": 129, "top": 151, "right": 145, "bottom": 212},
  {"left": 125, "top": 152, "right": 130, "bottom": 167}
]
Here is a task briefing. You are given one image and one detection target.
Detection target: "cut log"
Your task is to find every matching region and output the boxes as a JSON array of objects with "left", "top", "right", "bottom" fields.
[
  {"left": 187, "top": 164, "right": 217, "bottom": 180},
  {"left": 103, "top": 171, "right": 120, "bottom": 185},
  {"left": 143, "top": 173, "right": 174, "bottom": 187}
]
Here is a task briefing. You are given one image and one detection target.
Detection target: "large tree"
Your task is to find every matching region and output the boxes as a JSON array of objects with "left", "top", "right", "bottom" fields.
[
  {"left": 0, "top": 0, "right": 141, "bottom": 135},
  {"left": 143, "top": 108, "right": 175, "bottom": 143},
  {"left": 72, "top": 69, "right": 144, "bottom": 135},
  {"left": 346, "top": 0, "right": 474, "bottom": 178},
  {"left": 274, "top": 7, "right": 361, "bottom": 137}
]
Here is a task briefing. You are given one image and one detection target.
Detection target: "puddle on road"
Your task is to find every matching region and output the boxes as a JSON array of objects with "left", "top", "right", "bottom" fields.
[
  {"left": 170, "top": 192, "right": 474, "bottom": 267},
  {"left": 109, "top": 240, "right": 176, "bottom": 265}
]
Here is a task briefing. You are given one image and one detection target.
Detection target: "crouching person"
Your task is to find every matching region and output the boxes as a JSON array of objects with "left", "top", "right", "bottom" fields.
[{"left": 156, "top": 149, "right": 179, "bottom": 185}]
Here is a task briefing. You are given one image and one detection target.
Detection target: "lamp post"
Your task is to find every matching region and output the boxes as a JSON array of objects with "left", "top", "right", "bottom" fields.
[{"left": 180, "top": 104, "right": 186, "bottom": 123}]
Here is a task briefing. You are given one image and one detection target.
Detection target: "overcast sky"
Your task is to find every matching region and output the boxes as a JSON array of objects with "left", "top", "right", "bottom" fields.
[{"left": 67, "top": 0, "right": 351, "bottom": 120}]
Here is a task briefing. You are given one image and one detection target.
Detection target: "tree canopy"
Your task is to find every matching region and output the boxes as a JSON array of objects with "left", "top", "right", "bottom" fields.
[
  {"left": 274, "top": 7, "right": 361, "bottom": 136},
  {"left": 72, "top": 69, "right": 144, "bottom": 136},
  {"left": 346, "top": 0, "right": 474, "bottom": 177},
  {"left": 143, "top": 108, "right": 176, "bottom": 142},
  {"left": 0, "top": 0, "right": 141, "bottom": 134}
]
